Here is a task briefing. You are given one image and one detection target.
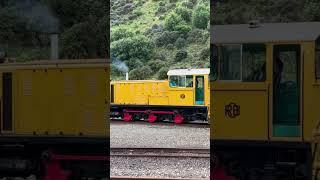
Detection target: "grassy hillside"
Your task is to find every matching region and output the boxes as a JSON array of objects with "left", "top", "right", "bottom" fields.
[{"left": 111, "top": 0, "right": 210, "bottom": 80}]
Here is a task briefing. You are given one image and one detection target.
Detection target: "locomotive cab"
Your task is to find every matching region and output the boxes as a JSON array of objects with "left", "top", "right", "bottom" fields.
[
  {"left": 211, "top": 22, "right": 320, "bottom": 179},
  {"left": 167, "top": 68, "right": 210, "bottom": 106}
]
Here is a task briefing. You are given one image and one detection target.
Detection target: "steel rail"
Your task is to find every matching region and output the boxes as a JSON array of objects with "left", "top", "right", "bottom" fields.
[{"left": 110, "top": 148, "right": 210, "bottom": 158}]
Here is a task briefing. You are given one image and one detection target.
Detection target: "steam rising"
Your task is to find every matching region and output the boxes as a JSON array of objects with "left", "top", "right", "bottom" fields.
[
  {"left": 112, "top": 56, "right": 129, "bottom": 73},
  {"left": 15, "top": 0, "right": 59, "bottom": 33}
]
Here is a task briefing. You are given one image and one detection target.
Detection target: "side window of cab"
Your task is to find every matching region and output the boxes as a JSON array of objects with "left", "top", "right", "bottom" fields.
[
  {"left": 169, "top": 76, "right": 179, "bottom": 87},
  {"left": 169, "top": 75, "right": 193, "bottom": 88}
]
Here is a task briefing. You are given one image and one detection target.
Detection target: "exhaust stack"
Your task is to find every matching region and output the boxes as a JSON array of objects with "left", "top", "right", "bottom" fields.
[
  {"left": 126, "top": 72, "right": 129, "bottom": 80},
  {"left": 50, "top": 33, "right": 59, "bottom": 60}
]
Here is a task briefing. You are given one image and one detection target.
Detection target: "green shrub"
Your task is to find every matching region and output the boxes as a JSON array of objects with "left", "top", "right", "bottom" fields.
[
  {"left": 169, "top": 0, "right": 178, "bottom": 3},
  {"left": 192, "top": 3, "right": 209, "bottom": 29},
  {"left": 175, "top": 49, "right": 188, "bottom": 61},
  {"left": 159, "top": 1, "right": 165, "bottom": 6},
  {"left": 157, "top": 6, "right": 167, "bottom": 14},
  {"left": 128, "top": 68, "right": 141, "bottom": 80},
  {"left": 154, "top": 51, "right": 167, "bottom": 61},
  {"left": 154, "top": 31, "right": 179, "bottom": 47},
  {"left": 199, "top": 47, "right": 209, "bottom": 60},
  {"left": 186, "top": 29, "right": 208, "bottom": 43},
  {"left": 175, "top": 6, "right": 192, "bottom": 22},
  {"left": 129, "top": 65, "right": 153, "bottom": 80},
  {"left": 175, "top": 38, "right": 186, "bottom": 49},
  {"left": 182, "top": 1, "right": 195, "bottom": 9},
  {"left": 148, "top": 60, "right": 167, "bottom": 72},
  {"left": 164, "top": 12, "right": 183, "bottom": 31},
  {"left": 111, "top": 35, "right": 155, "bottom": 62},
  {"left": 174, "top": 24, "right": 191, "bottom": 35},
  {"left": 111, "top": 27, "right": 134, "bottom": 41},
  {"left": 157, "top": 66, "right": 169, "bottom": 79},
  {"left": 167, "top": 43, "right": 174, "bottom": 50},
  {"left": 125, "top": 58, "right": 143, "bottom": 70}
]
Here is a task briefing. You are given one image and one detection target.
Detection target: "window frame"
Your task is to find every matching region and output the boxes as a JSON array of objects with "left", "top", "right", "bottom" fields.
[
  {"left": 217, "top": 43, "right": 266, "bottom": 82},
  {"left": 242, "top": 43, "right": 266, "bottom": 82},
  {"left": 186, "top": 75, "right": 194, "bottom": 87},
  {"left": 169, "top": 75, "right": 194, "bottom": 88},
  {"left": 218, "top": 44, "right": 242, "bottom": 82}
]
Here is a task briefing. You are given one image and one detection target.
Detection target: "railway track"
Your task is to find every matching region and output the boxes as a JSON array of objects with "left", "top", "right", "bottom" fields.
[
  {"left": 111, "top": 148, "right": 210, "bottom": 180},
  {"left": 110, "top": 147, "right": 210, "bottom": 158},
  {"left": 110, "top": 119, "right": 209, "bottom": 128}
]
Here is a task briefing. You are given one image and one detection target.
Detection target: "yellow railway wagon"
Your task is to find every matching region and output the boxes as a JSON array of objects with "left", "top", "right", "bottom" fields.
[
  {"left": 0, "top": 59, "right": 109, "bottom": 178},
  {"left": 210, "top": 22, "right": 320, "bottom": 179},
  {"left": 111, "top": 68, "right": 210, "bottom": 124}
]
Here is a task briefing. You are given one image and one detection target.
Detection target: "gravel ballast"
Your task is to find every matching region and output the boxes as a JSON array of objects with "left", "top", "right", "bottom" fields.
[
  {"left": 110, "top": 156, "right": 210, "bottom": 178},
  {"left": 110, "top": 122, "right": 210, "bottom": 149}
]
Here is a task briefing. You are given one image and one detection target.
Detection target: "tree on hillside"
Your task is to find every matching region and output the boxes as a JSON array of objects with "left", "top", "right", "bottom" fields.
[
  {"left": 164, "top": 12, "right": 184, "bottom": 31},
  {"left": 111, "top": 35, "right": 155, "bottom": 62},
  {"left": 192, "top": 3, "right": 209, "bottom": 29}
]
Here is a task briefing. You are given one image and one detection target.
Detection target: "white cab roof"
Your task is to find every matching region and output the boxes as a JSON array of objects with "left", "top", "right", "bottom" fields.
[{"left": 167, "top": 68, "right": 210, "bottom": 76}]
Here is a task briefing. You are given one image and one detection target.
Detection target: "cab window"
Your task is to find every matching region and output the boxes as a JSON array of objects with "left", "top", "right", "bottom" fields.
[
  {"left": 186, "top": 75, "right": 193, "bottom": 87},
  {"left": 169, "top": 76, "right": 179, "bottom": 87},
  {"left": 169, "top": 75, "right": 193, "bottom": 87},
  {"left": 220, "top": 45, "right": 241, "bottom": 80},
  {"left": 316, "top": 38, "right": 320, "bottom": 79},
  {"left": 218, "top": 44, "right": 266, "bottom": 82},
  {"left": 210, "top": 44, "right": 218, "bottom": 81},
  {"left": 242, "top": 44, "right": 266, "bottom": 82}
]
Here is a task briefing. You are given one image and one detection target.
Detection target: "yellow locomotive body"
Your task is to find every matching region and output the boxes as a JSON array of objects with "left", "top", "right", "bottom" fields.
[
  {"left": 111, "top": 80, "right": 168, "bottom": 105},
  {"left": 0, "top": 59, "right": 109, "bottom": 178},
  {"left": 111, "top": 68, "right": 210, "bottom": 123},
  {"left": 211, "top": 22, "right": 320, "bottom": 179}
]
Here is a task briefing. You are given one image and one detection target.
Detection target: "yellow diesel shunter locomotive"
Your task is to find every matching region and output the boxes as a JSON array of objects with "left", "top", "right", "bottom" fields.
[
  {"left": 211, "top": 22, "right": 320, "bottom": 179},
  {"left": 0, "top": 60, "right": 109, "bottom": 179},
  {"left": 111, "top": 68, "right": 210, "bottom": 124}
]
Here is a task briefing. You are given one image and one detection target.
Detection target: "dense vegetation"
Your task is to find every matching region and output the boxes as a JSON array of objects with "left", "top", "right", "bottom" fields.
[
  {"left": 111, "top": 0, "right": 210, "bottom": 80},
  {"left": 211, "top": 0, "right": 320, "bottom": 25},
  {"left": 0, "top": 0, "right": 109, "bottom": 61}
]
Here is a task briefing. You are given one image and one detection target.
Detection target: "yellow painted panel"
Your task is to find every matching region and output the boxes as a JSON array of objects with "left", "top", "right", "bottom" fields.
[
  {"left": 211, "top": 89, "right": 268, "bottom": 140},
  {"left": 48, "top": 69, "right": 79, "bottom": 135},
  {"left": 8, "top": 62, "right": 108, "bottom": 137},
  {"left": 302, "top": 42, "right": 319, "bottom": 142},
  {"left": 79, "top": 68, "right": 108, "bottom": 136},
  {"left": 15, "top": 69, "right": 50, "bottom": 134},
  {"left": 14, "top": 70, "right": 36, "bottom": 133},
  {"left": 112, "top": 81, "right": 168, "bottom": 105},
  {"left": 149, "top": 96, "right": 169, "bottom": 105},
  {"left": 168, "top": 89, "right": 194, "bottom": 106}
]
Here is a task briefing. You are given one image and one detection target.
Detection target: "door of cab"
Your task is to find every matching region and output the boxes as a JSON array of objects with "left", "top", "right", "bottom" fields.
[
  {"left": 195, "top": 76, "right": 204, "bottom": 105},
  {"left": 272, "top": 44, "right": 301, "bottom": 137}
]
